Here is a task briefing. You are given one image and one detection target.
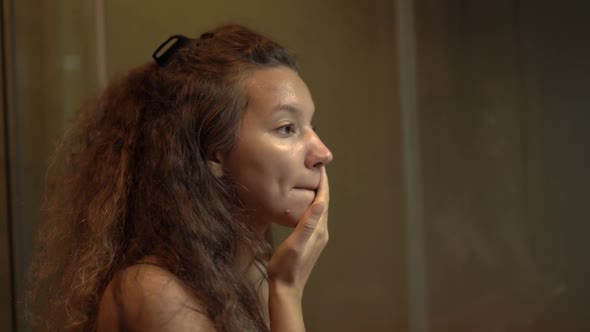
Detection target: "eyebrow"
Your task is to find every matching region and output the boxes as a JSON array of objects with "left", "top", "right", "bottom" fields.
[{"left": 272, "top": 103, "right": 314, "bottom": 117}]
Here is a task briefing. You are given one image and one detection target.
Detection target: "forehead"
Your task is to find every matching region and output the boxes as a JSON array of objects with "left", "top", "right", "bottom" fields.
[{"left": 242, "top": 67, "right": 314, "bottom": 116}]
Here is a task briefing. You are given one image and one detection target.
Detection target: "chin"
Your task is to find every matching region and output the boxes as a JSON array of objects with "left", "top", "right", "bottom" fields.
[{"left": 276, "top": 208, "right": 305, "bottom": 228}]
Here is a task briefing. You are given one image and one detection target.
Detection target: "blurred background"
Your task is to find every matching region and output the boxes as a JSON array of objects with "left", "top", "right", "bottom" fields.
[{"left": 0, "top": 0, "right": 588, "bottom": 331}]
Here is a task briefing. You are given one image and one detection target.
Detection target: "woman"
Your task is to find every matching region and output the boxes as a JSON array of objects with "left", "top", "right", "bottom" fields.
[{"left": 27, "top": 24, "right": 333, "bottom": 331}]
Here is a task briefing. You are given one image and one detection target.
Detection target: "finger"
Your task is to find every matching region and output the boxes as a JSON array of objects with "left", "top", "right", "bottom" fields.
[
  {"left": 286, "top": 167, "right": 330, "bottom": 248},
  {"left": 313, "top": 166, "right": 329, "bottom": 226},
  {"left": 288, "top": 202, "right": 325, "bottom": 248},
  {"left": 312, "top": 166, "right": 329, "bottom": 205}
]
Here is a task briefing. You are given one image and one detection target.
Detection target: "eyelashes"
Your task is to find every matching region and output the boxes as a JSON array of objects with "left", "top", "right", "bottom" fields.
[
  {"left": 276, "top": 123, "right": 317, "bottom": 135},
  {"left": 277, "top": 123, "right": 295, "bottom": 135}
]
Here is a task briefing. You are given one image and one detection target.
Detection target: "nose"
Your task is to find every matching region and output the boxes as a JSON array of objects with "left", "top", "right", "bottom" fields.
[{"left": 305, "top": 132, "right": 333, "bottom": 169}]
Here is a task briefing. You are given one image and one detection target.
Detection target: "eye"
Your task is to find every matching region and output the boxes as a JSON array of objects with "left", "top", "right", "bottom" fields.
[{"left": 277, "top": 123, "right": 295, "bottom": 135}]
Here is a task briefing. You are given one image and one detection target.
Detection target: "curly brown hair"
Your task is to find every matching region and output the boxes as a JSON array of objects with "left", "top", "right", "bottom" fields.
[{"left": 26, "top": 24, "right": 298, "bottom": 331}]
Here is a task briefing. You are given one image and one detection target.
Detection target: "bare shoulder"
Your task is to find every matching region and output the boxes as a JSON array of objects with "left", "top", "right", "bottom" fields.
[{"left": 97, "top": 261, "right": 216, "bottom": 332}]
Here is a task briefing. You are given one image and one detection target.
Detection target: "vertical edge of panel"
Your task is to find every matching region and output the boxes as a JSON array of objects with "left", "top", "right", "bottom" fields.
[
  {"left": 395, "top": 0, "right": 429, "bottom": 331},
  {"left": 0, "top": 0, "right": 16, "bottom": 330}
]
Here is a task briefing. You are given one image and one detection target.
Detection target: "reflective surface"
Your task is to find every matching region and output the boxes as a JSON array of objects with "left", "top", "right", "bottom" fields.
[
  {"left": 2, "top": 0, "right": 101, "bottom": 330},
  {"left": 416, "top": 1, "right": 590, "bottom": 331},
  {"left": 1, "top": 0, "right": 589, "bottom": 331}
]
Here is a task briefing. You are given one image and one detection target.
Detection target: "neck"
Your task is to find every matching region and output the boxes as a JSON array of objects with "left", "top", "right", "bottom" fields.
[
  {"left": 234, "top": 221, "right": 271, "bottom": 323},
  {"left": 234, "top": 220, "right": 271, "bottom": 275}
]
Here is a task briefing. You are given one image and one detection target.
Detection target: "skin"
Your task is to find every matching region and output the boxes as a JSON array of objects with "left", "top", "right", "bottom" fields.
[
  {"left": 226, "top": 67, "right": 333, "bottom": 329},
  {"left": 98, "top": 66, "right": 333, "bottom": 331},
  {"left": 211, "top": 66, "right": 333, "bottom": 233}
]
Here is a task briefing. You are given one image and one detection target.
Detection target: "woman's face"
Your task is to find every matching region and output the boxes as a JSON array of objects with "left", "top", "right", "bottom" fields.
[{"left": 220, "top": 67, "right": 332, "bottom": 229}]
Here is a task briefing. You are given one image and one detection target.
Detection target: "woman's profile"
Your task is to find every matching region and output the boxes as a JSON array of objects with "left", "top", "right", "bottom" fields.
[{"left": 26, "top": 24, "right": 333, "bottom": 331}]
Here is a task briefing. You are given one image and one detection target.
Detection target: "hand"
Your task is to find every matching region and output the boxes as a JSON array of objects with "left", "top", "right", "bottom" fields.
[{"left": 267, "top": 166, "right": 330, "bottom": 298}]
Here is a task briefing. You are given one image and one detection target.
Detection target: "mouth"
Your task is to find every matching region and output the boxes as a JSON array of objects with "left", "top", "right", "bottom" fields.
[
  {"left": 294, "top": 186, "right": 317, "bottom": 191},
  {"left": 293, "top": 187, "right": 318, "bottom": 196}
]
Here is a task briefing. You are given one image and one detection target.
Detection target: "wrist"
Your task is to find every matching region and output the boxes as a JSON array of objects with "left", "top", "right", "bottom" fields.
[
  {"left": 268, "top": 280, "right": 305, "bottom": 332},
  {"left": 268, "top": 279, "right": 303, "bottom": 303}
]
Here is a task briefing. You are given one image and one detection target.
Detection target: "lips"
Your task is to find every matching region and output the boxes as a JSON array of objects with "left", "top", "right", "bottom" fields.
[
  {"left": 293, "top": 188, "right": 317, "bottom": 201},
  {"left": 294, "top": 185, "right": 318, "bottom": 191}
]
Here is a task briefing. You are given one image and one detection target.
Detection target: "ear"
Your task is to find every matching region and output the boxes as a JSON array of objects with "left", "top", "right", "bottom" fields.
[{"left": 206, "top": 152, "right": 225, "bottom": 178}]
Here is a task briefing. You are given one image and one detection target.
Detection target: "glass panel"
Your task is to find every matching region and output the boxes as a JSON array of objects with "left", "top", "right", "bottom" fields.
[
  {"left": 6, "top": 0, "right": 99, "bottom": 330},
  {"left": 1, "top": 1, "right": 15, "bottom": 328},
  {"left": 7, "top": 0, "right": 589, "bottom": 331},
  {"left": 415, "top": 1, "right": 590, "bottom": 331}
]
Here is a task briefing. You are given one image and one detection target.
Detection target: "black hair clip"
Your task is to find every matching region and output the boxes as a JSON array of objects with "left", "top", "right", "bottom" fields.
[
  {"left": 152, "top": 34, "right": 190, "bottom": 67},
  {"left": 200, "top": 32, "right": 214, "bottom": 39}
]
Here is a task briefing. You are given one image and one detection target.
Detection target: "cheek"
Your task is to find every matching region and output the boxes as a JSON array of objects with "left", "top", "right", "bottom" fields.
[
  {"left": 233, "top": 149, "right": 296, "bottom": 194},
  {"left": 276, "top": 189, "right": 316, "bottom": 226},
  {"left": 228, "top": 154, "right": 284, "bottom": 209},
  {"left": 226, "top": 139, "right": 309, "bottom": 223}
]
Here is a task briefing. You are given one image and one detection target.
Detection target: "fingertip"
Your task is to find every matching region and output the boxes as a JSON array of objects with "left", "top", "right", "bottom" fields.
[
  {"left": 311, "top": 203, "right": 325, "bottom": 217},
  {"left": 321, "top": 166, "right": 329, "bottom": 188}
]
